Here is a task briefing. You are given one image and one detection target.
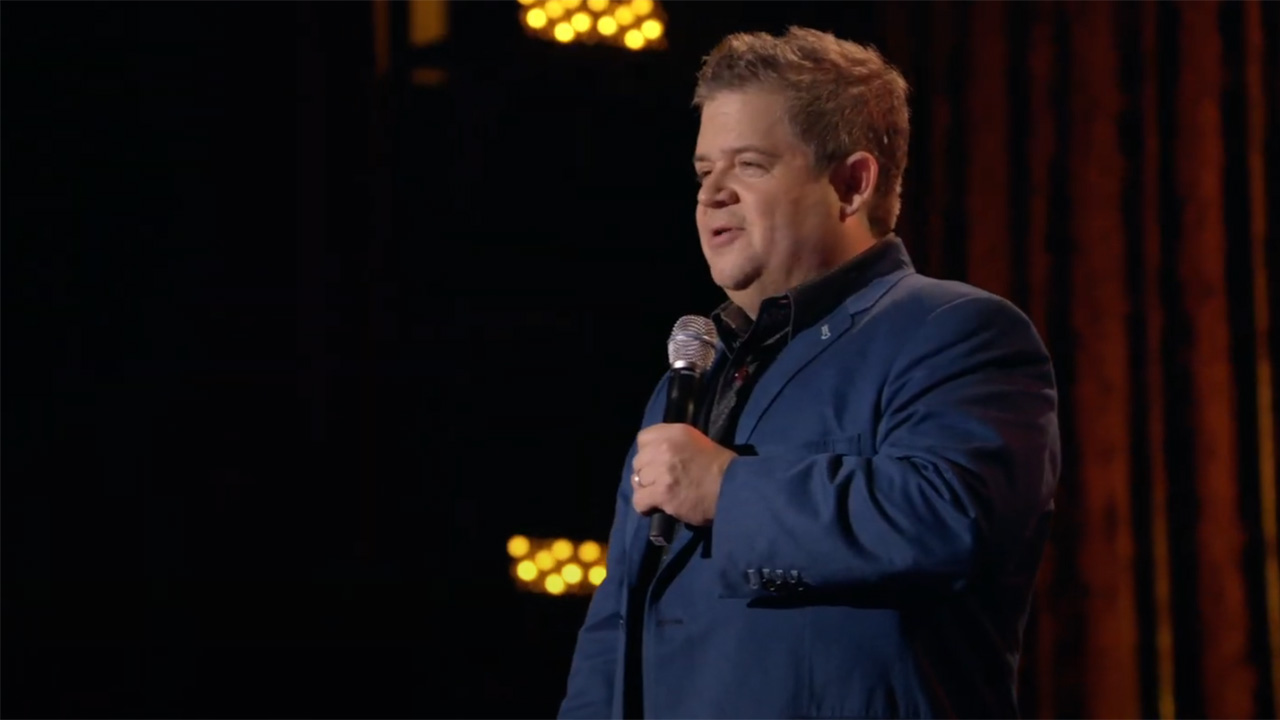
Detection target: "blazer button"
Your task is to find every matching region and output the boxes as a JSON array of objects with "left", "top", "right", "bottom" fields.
[
  {"left": 761, "top": 568, "right": 780, "bottom": 592},
  {"left": 746, "top": 568, "right": 761, "bottom": 589}
]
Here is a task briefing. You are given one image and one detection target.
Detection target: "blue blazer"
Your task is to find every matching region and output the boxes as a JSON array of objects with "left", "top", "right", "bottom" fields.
[{"left": 559, "top": 239, "right": 1060, "bottom": 719}]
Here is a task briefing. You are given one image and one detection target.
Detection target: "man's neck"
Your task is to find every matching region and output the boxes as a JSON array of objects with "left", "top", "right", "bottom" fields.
[{"left": 730, "top": 234, "right": 880, "bottom": 319}]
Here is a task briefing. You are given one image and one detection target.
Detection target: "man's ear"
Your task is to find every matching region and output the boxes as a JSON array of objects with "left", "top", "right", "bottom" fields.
[{"left": 831, "top": 151, "right": 879, "bottom": 220}]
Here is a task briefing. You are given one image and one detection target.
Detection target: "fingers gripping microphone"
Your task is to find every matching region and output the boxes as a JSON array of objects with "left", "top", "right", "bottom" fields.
[{"left": 648, "top": 315, "right": 719, "bottom": 546}]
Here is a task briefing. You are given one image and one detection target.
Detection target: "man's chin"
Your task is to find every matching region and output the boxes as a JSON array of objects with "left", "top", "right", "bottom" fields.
[{"left": 710, "top": 270, "right": 761, "bottom": 295}]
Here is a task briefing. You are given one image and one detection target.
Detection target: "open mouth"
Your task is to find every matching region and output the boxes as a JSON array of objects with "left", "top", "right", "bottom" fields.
[{"left": 712, "top": 225, "right": 741, "bottom": 238}]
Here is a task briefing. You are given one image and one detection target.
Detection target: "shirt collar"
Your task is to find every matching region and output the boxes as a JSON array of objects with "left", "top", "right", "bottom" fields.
[{"left": 710, "top": 235, "right": 900, "bottom": 356}]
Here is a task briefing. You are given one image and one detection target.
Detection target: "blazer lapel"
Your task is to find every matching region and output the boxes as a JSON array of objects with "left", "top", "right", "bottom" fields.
[
  {"left": 734, "top": 254, "right": 916, "bottom": 445},
  {"left": 733, "top": 308, "right": 854, "bottom": 445}
]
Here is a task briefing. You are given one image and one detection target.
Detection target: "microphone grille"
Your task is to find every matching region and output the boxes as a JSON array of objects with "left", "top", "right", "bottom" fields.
[{"left": 666, "top": 315, "right": 719, "bottom": 371}]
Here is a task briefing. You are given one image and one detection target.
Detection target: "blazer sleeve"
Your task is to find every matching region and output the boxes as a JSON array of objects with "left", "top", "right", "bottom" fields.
[{"left": 711, "top": 294, "right": 1060, "bottom": 598}]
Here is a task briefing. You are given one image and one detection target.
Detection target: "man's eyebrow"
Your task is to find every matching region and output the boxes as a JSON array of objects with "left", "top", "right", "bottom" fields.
[{"left": 692, "top": 145, "right": 780, "bottom": 163}]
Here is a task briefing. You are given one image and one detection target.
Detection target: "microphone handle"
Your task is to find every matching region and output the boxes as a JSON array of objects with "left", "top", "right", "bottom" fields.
[{"left": 649, "top": 367, "right": 703, "bottom": 546}]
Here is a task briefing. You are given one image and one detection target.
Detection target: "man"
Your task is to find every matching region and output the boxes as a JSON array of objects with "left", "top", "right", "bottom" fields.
[{"left": 559, "top": 26, "right": 1059, "bottom": 720}]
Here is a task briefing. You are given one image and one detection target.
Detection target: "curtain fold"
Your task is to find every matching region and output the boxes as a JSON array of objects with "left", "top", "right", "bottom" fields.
[{"left": 881, "top": 1, "right": 1278, "bottom": 716}]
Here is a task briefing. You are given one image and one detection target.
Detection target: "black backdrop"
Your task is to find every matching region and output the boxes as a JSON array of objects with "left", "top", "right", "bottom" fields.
[{"left": 4, "top": 1, "right": 893, "bottom": 717}]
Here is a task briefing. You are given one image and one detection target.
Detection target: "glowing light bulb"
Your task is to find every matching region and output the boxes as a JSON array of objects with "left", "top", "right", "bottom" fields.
[
  {"left": 553, "top": 22, "right": 575, "bottom": 42},
  {"left": 630, "top": 0, "right": 653, "bottom": 16},
  {"left": 640, "top": 18, "right": 662, "bottom": 39},
  {"left": 545, "top": 574, "right": 567, "bottom": 595},
  {"left": 526, "top": 8, "right": 548, "bottom": 28},
  {"left": 588, "top": 565, "right": 608, "bottom": 585},
  {"left": 516, "top": 560, "right": 538, "bottom": 581},
  {"left": 562, "top": 562, "right": 584, "bottom": 584},
  {"left": 507, "top": 535, "right": 531, "bottom": 558},
  {"left": 587, "top": 0, "right": 610, "bottom": 11},
  {"left": 597, "top": 16, "right": 618, "bottom": 35},
  {"left": 624, "top": 28, "right": 645, "bottom": 49},
  {"left": 534, "top": 549, "right": 557, "bottom": 570},
  {"left": 577, "top": 540, "right": 603, "bottom": 563},
  {"left": 551, "top": 539, "right": 575, "bottom": 560}
]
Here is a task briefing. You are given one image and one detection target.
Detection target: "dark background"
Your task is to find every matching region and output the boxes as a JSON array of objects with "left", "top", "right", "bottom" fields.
[{"left": 4, "top": 1, "right": 1278, "bottom": 718}]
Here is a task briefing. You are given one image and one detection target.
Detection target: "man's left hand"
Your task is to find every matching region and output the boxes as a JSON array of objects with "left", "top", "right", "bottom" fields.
[{"left": 630, "top": 423, "right": 737, "bottom": 526}]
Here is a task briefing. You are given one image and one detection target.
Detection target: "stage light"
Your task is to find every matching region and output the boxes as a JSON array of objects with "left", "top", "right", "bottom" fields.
[
  {"left": 517, "top": 0, "right": 666, "bottom": 50},
  {"left": 507, "top": 534, "right": 531, "bottom": 558},
  {"left": 516, "top": 559, "right": 539, "bottom": 581},
  {"left": 534, "top": 549, "right": 557, "bottom": 570},
  {"left": 551, "top": 538, "right": 576, "bottom": 560},
  {"left": 545, "top": 574, "right": 567, "bottom": 595},
  {"left": 507, "top": 535, "right": 609, "bottom": 595},
  {"left": 562, "top": 562, "right": 584, "bottom": 584},
  {"left": 577, "top": 540, "right": 603, "bottom": 563}
]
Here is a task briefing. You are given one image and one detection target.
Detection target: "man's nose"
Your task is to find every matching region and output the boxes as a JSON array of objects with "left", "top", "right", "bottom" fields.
[{"left": 697, "top": 173, "right": 737, "bottom": 207}]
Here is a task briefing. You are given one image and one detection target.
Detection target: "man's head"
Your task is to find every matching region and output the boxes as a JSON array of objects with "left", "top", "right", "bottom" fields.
[{"left": 691, "top": 27, "right": 910, "bottom": 315}]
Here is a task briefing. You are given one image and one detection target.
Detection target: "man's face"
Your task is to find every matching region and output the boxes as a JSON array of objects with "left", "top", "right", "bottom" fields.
[{"left": 693, "top": 89, "right": 842, "bottom": 312}]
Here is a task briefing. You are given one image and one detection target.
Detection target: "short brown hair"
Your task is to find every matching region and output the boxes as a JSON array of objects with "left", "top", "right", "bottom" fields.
[{"left": 693, "top": 27, "right": 910, "bottom": 237}]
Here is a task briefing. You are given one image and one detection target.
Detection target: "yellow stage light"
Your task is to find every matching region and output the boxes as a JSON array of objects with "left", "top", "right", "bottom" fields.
[
  {"left": 562, "top": 562, "right": 585, "bottom": 584},
  {"left": 516, "top": 559, "right": 539, "bottom": 581},
  {"left": 508, "top": 536, "right": 609, "bottom": 595},
  {"left": 507, "top": 534, "right": 531, "bottom": 558},
  {"left": 551, "top": 538, "right": 575, "bottom": 560},
  {"left": 570, "top": 11, "right": 593, "bottom": 32},
  {"left": 534, "top": 549, "right": 557, "bottom": 570},
  {"left": 518, "top": 0, "right": 667, "bottom": 50},
  {"left": 577, "top": 540, "right": 603, "bottom": 563},
  {"left": 545, "top": 574, "right": 567, "bottom": 595}
]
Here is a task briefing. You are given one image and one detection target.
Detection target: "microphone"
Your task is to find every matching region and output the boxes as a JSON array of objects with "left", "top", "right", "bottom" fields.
[{"left": 648, "top": 314, "right": 719, "bottom": 546}]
